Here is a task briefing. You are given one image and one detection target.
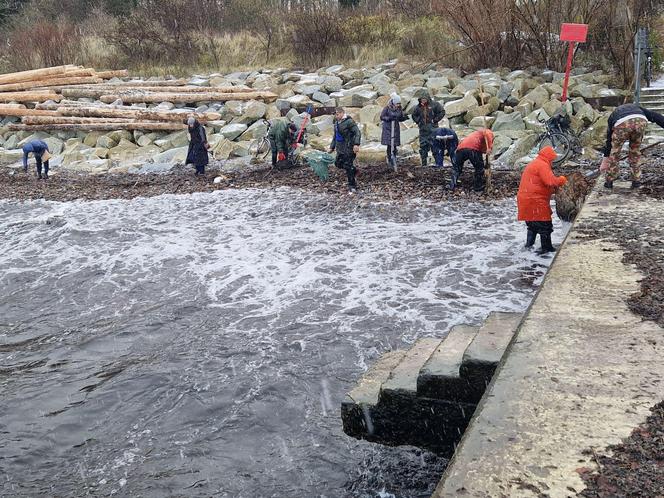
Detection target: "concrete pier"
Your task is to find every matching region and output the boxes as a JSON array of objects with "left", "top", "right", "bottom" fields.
[{"left": 433, "top": 182, "right": 664, "bottom": 497}]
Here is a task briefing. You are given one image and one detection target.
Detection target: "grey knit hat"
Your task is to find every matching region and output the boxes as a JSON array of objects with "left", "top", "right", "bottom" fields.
[
  {"left": 390, "top": 93, "right": 401, "bottom": 105},
  {"left": 187, "top": 117, "right": 196, "bottom": 126}
]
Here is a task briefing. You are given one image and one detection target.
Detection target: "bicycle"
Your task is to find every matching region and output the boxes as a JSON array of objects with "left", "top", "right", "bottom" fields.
[
  {"left": 249, "top": 119, "right": 272, "bottom": 162},
  {"left": 536, "top": 115, "right": 581, "bottom": 165}
]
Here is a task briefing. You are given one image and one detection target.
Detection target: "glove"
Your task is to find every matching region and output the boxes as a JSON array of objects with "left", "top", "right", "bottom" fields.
[
  {"left": 599, "top": 157, "right": 610, "bottom": 172},
  {"left": 559, "top": 175, "right": 568, "bottom": 186},
  {"left": 277, "top": 151, "right": 286, "bottom": 162}
]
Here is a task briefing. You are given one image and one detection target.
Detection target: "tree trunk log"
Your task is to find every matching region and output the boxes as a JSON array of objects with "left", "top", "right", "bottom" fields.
[
  {"left": 0, "top": 91, "right": 62, "bottom": 103},
  {"left": 93, "top": 70, "right": 130, "bottom": 79},
  {"left": 100, "top": 79, "right": 188, "bottom": 87},
  {"left": 99, "top": 91, "right": 277, "bottom": 104},
  {"left": 0, "top": 65, "right": 79, "bottom": 85},
  {"left": 9, "top": 122, "right": 187, "bottom": 131},
  {"left": 64, "top": 85, "right": 250, "bottom": 94},
  {"left": 55, "top": 106, "right": 222, "bottom": 122},
  {"left": 0, "top": 107, "right": 59, "bottom": 117},
  {"left": 0, "top": 76, "right": 103, "bottom": 93}
]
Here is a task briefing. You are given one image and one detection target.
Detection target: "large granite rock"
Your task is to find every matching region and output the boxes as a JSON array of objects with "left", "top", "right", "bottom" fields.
[
  {"left": 492, "top": 111, "right": 526, "bottom": 132},
  {"left": 444, "top": 93, "right": 479, "bottom": 118},
  {"left": 0, "top": 148, "right": 23, "bottom": 166},
  {"left": 359, "top": 104, "right": 382, "bottom": 125},
  {"left": 498, "top": 133, "right": 539, "bottom": 167},
  {"left": 219, "top": 123, "right": 248, "bottom": 140}
]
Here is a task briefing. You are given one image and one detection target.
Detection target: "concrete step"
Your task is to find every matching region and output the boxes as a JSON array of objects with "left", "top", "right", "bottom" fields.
[
  {"left": 643, "top": 106, "right": 664, "bottom": 112},
  {"left": 380, "top": 337, "right": 441, "bottom": 400},
  {"left": 341, "top": 349, "right": 406, "bottom": 438},
  {"left": 460, "top": 311, "right": 523, "bottom": 402},
  {"left": 639, "top": 99, "right": 664, "bottom": 105},
  {"left": 417, "top": 325, "right": 479, "bottom": 401}
]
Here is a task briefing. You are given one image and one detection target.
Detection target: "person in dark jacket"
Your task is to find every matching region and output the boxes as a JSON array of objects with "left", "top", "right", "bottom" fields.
[
  {"left": 380, "top": 93, "right": 407, "bottom": 171},
  {"left": 329, "top": 107, "right": 361, "bottom": 192},
  {"left": 411, "top": 91, "right": 445, "bottom": 167},
  {"left": 448, "top": 129, "right": 494, "bottom": 192},
  {"left": 22, "top": 140, "right": 51, "bottom": 179},
  {"left": 430, "top": 127, "right": 458, "bottom": 169},
  {"left": 599, "top": 104, "right": 664, "bottom": 189},
  {"left": 186, "top": 117, "right": 210, "bottom": 176},
  {"left": 268, "top": 118, "right": 297, "bottom": 168}
]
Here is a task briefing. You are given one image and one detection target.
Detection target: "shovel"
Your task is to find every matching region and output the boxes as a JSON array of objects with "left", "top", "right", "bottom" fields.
[{"left": 390, "top": 120, "right": 398, "bottom": 172}]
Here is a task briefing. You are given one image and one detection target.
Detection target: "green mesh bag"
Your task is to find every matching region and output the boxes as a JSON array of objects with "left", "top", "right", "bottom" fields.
[{"left": 305, "top": 151, "right": 335, "bottom": 181}]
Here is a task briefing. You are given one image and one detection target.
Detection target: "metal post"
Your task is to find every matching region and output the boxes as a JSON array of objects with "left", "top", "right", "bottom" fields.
[
  {"left": 635, "top": 27, "right": 647, "bottom": 104},
  {"left": 561, "top": 42, "right": 576, "bottom": 102}
]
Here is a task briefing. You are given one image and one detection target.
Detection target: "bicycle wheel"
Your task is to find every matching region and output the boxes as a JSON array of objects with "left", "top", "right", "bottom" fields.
[
  {"left": 539, "top": 132, "right": 571, "bottom": 165},
  {"left": 249, "top": 137, "right": 270, "bottom": 160}
]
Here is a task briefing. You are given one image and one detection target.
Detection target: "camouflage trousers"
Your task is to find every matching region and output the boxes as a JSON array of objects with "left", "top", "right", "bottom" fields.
[{"left": 606, "top": 118, "right": 648, "bottom": 182}]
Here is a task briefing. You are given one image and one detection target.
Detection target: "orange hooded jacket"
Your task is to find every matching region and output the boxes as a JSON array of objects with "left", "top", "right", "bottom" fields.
[
  {"left": 457, "top": 129, "right": 494, "bottom": 153},
  {"left": 517, "top": 146, "right": 567, "bottom": 222}
]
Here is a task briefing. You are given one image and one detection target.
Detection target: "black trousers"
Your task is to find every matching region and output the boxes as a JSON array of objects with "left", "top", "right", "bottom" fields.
[
  {"left": 526, "top": 221, "right": 553, "bottom": 235},
  {"left": 335, "top": 152, "right": 357, "bottom": 187},
  {"left": 35, "top": 157, "right": 50, "bottom": 177},
  {"left": 386, "top": 145, "right": 397, "bottom": 160},
  {"left": 453, "top": 149, "right": 485, "bottom": 191}
]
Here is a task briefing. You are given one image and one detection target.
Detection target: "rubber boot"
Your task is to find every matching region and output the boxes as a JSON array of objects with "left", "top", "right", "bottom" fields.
[
  {"left": 525, "top": 229, "right": 537, "bottom": 248},
  {"left": 473, "top": 172, "right": 485, "bottom": 192},
  {"left": 538, "top": 233, "right": 555, "bottom": 254},
  {"left": 447, "top": 170, "right": 459, "bottom": 191},
  {"left": 420, "top": 155, "right": 428, "bottom": 168}
]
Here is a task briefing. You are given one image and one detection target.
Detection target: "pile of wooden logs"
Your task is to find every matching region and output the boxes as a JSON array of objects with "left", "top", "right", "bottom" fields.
[{"left": 0, "top": 65, "right": 278, "bottom": 132}]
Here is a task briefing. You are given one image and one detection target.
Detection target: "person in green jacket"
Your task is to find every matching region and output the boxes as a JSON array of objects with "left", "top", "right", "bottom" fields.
[
  {"left": 329, "top": 107, "right": 362, "bottom": 192},
  {"left": 268, "top": 118, "right": 297, "bottom": 168},
  {"left": 411, "top": 91, "right": 445, "bottom": 167}
]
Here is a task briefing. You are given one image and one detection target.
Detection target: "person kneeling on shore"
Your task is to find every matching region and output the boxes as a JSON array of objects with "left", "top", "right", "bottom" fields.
[
  {"left": 329, "top": 107, "right": 361, "bottom": 193},
  {"left": 186, "top": 117, "right": 210, "bottom": 176},
  {"left": 517, "top": 146, "right": 567, "bottom": 254},
  {"left": 22, "top": 140, "right": 51, "bottom": 180},
  {"left": 448, "top": 128, "right": 494, "bottom": 191}
]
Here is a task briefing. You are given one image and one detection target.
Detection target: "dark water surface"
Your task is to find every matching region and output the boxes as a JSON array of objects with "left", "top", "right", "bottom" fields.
[{"left": 0, "top": 189, "right": 561, "bottom": 497}]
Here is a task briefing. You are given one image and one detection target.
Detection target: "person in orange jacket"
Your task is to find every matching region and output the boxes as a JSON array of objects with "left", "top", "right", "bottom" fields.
[
  {"left": 448, "top": 128, "right": 494, "bottom": 191},
  {"left": 517, "top": 146, "right": 568, "bottom": 253}
]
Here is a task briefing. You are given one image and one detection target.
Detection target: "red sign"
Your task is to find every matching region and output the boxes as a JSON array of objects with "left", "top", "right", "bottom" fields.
[{"left": 560, "top": 23, "right": 588, "bottom": 43}]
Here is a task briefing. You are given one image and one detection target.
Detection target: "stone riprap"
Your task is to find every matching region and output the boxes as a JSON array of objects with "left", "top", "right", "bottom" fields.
[{"left": 0, "top": 61, "right": 633, "bottom": 176}]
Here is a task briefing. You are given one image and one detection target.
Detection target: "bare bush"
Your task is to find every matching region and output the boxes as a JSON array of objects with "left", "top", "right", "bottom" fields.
[
  {"left": 4, "top": 19, "right": 84, "bottom": 70},
  {"left": 290, "top": 8, "right": 346, "bottom": 68}
]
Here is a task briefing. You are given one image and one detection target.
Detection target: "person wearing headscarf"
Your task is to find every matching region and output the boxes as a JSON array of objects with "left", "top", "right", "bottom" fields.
[
  {"left": 186, "top": 117, "right": 210, "bottom": 176},
  {"left": 380, "top": 93, "right": 407, "bottom": 170},
  {"left": 517, "top": 146, "right": 568, "bottom": 254}
]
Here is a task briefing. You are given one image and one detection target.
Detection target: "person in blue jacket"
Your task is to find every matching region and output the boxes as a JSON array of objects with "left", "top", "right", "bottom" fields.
[
  {"left": 430, "top": 127, "right": 458, "bottom": 169},
  {"left": 22, "top": 140, "right": 51, "bottom": 179}
]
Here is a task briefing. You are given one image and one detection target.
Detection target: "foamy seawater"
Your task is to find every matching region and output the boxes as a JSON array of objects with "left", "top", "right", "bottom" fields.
[{"left": 0, "top": 188, "right": 565, "bottom": 497}]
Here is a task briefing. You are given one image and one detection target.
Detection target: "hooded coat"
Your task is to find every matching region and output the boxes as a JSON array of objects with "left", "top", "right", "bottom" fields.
[
  {"left": 380, "top": 103, "right": 407, "bottom": 146},
  {"left": 411, "top": 93, "right": 445, "bottom": 129},
  {"left": 517, "top": 146, "right": 567, "bottom": 222},
  {"left": 186, "top": 121, "right": 209, "bottom": 167},
  {"left": 268, "top": 118, "right": 292, "bottom": 153}
]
